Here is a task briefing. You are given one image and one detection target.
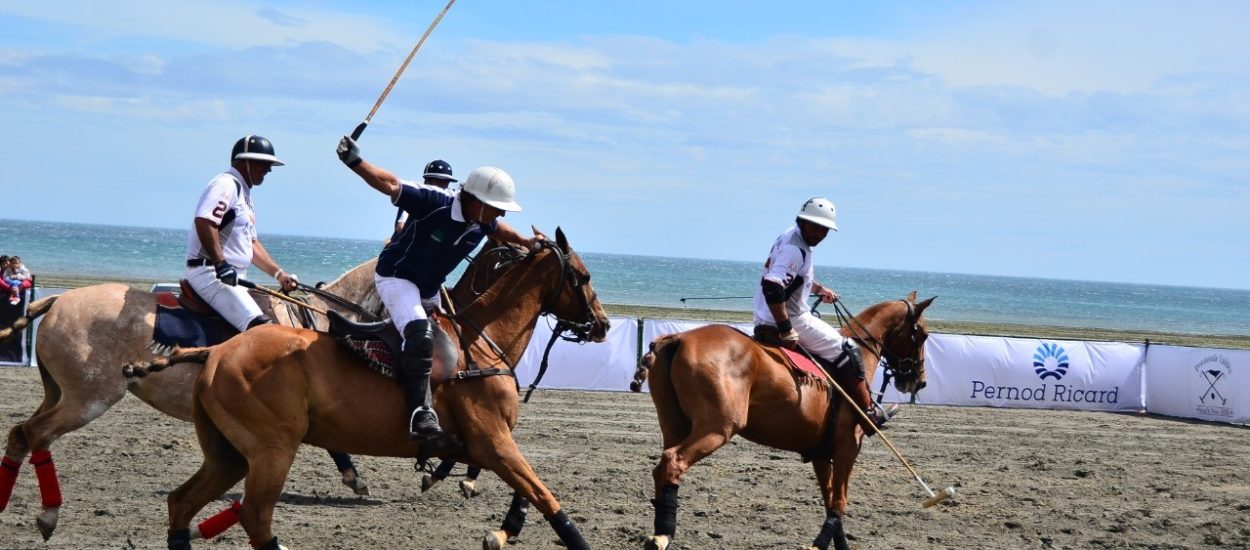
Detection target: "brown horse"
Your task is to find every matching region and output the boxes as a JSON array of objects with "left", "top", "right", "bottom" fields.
[
  {"left": 145, "top": 229, "right": 609, "bottom": 550},
  {"left": 631, "top": 293, "right": 934, "bottom": 550},
  {"left": 0, "top": 260, "right": 382, "bottom": 539}
]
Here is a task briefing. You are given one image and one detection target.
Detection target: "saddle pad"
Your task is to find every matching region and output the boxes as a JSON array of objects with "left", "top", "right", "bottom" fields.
[
  {"left": 152, "top": 304, "right": 236, "bottom": 351},
  {"left": 337, "top": 334, "right": 399, "bottom": 379},
  {"left": 778, "top": 347, "right": 828, "bottom": 380}
]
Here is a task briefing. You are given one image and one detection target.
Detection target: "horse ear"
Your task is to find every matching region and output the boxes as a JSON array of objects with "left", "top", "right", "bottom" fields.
[
  {"left": 555, "top": 227, "right": 569, "bottom": 253},
  {"left": 916, "top": 296, "right": 936, "bottom": 315},
  {"left": 906, "top": 290, "right": 918, "bottom": 302}
]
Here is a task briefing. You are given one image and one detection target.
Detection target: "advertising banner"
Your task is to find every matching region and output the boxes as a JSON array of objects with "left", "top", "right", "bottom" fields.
[
  {"left": 514, "top": 316, "right": 639, "bottom": 392},
  {"left": 876, "top": 334, "right": 1145, "bottom": 412},
  {"left": 1144, "top": 345, "right": 1250, "bottom": 425}
]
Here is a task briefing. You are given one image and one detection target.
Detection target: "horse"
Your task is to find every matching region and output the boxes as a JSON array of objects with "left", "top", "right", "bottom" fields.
[
  {"left": 630, "top": 293, "right": 935, "bottom": 550},
  {"left": 139, "top": 228, "right": 609, "bottom": 550},
  {"left": 0, "top": 259, "right": 383, "bottom": 540}
]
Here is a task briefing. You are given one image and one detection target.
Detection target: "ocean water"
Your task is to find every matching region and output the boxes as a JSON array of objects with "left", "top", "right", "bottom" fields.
[{"left": 3, "top": 219, "right": 1248, "bottom": 336}]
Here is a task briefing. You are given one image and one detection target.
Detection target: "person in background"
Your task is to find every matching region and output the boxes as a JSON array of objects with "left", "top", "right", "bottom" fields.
[
  {"left": 393, "top": 159, "right": 458, "bottom": 238},
  {"left": 4, "top": 256, "right": 32, "bottom": 305},
  {"left": 184, "top": 135, "right": 298, "bottom": 331},
  {"left": 337, "top": 135, "right": 544, "bottom": 439},
  {"left": 753, "top": 197, "right": 899, "bottom": 435}
]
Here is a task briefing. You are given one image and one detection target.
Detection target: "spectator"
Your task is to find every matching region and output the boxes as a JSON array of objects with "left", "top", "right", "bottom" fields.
[{"left": 4, "top": 255, "right": 32, "bottom": 305}]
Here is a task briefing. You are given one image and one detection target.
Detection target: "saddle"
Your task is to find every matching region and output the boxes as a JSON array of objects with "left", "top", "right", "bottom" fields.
[
  {"left": 328, "top": 309, "right": 404, "bottom": 378},
  {"left": 149, "top": 280, "right": 238, "bottom": 354}
]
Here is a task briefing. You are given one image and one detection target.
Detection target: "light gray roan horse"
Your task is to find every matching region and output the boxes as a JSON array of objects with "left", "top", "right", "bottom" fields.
[{"left": 0, "top": 259, "right": 382, "bottom": 540}]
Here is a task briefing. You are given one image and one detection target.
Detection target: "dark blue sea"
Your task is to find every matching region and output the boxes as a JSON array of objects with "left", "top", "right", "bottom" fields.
[{"left": 3, "top": 219, "right": 1248, "bottom": 336}]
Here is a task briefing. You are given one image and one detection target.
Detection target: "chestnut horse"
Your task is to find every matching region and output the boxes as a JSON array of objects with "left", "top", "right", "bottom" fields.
[
  {"left": 146, "top": 229, "right": 609, "bottom": 550},
  {"left": 0, "top": 260, "right": 382, "bottom": 539},
  {"left": 631, "top": 293, "right": 934, "bottom": 550}
]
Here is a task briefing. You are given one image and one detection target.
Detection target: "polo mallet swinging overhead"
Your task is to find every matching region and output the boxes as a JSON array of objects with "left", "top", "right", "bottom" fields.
[
  {"left": 793, "top": 343, "right": 955, "bottom": 508},
  {"left": 350, "top": 0, "right": 457, "bottom": 141}
]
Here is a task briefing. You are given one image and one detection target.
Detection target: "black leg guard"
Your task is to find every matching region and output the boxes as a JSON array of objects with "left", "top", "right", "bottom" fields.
[
  {"left": 501, "top": 492, "right": 531, "bottom": 536},
  {"left": 168, "top": 528, "right": 191, "bottom": 550},
  {"left": 400, "top": 320, "right": 441, "bottom": 438},
  {"left": 546, "top": 510, "right": 589, "bottom": 550},
  {"left": 255, "top": 537, "right": 282, "bottom": 550},
  {"left": 812, "top": 511, "right": 850, "bottom": 550},
  {"left": 328, "top": 450, "right": 354, "bottom": 472},
  {"left": 246, "top": 314, "right": 274, "bottom": 329},
  {"left": 433, "top": 459, "right": 455, "bottom": 478},
  {"left": 652, "top": 484, "right": 679, "bottom": 537}
]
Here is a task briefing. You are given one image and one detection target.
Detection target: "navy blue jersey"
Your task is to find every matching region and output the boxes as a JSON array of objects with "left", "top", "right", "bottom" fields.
[{"left": 376, "top": 185, "right": 498, "bottom": 298}]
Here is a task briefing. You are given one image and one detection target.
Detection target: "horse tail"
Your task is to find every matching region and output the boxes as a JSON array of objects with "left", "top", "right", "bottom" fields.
[
  {"left": 638, "top": 334, "right": 692, "bottom": 437},
  {"left": 122, "top": 347, "right": 214, "bottom": 378},
  {"left": 0, "top": 295, "right": 58, "bottom": 343}
]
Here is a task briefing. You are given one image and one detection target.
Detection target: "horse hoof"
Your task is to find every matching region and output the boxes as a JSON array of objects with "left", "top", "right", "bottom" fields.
[
  {"left": 36, "top": 507, "right": 59, "bottom": 541},
  {"left": 482, "top": 529, "right": 508, "bottom": 550},
  {"left": 341, "top": 471, "right": 370, "bottom": 496},
  {"left": 459, "top": 479, "right": 479, "bottom": 499},
  {"left": 420, "top": 473, "right": 436, "bottom": 492},
  {"left": 645, "top": 535, "right": 670, "bottom": 550}
]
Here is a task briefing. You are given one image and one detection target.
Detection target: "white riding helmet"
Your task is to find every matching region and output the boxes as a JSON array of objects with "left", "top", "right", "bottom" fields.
[
  {"left": 462, "top": 166, "right": 522, "bottom": 212},
  {"left": 796, "top": 197, "right": 838, "bottom": 231}
]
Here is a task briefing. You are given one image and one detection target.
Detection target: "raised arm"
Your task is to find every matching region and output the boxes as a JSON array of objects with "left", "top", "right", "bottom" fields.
[{"left": 337, "top": 136, "right": 401, "bottom": 200}]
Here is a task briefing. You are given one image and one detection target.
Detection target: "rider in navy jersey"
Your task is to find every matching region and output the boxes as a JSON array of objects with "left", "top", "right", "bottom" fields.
[{"left": 338, "top": 135, "right": 543, "bottom": 439}]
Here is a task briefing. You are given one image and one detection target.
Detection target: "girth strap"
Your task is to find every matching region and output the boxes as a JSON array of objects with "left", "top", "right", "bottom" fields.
[{"left": 455, "top": 367, "right": 513, "bottom": 380}]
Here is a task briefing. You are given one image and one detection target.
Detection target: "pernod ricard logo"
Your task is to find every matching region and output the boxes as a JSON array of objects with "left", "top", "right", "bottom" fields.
[
  {"left": 1193, "top": 354, "right": 1234, "bottom": 418},
  {"left": 968, "top": 341, "right": 1118, "bottom": 404},
  {"left": 1033, "top": 342, "right": 1069, "bottom": 381}
]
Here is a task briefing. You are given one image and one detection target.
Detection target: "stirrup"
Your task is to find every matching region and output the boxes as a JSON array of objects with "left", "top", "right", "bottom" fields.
[{"left": 409, "top": 407, "right": 443, "bottom": 440}]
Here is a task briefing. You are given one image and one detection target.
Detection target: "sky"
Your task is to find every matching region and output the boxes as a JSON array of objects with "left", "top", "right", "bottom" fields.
[{"left": 1, "top": 1, "right": 1248, "bottom": 289}]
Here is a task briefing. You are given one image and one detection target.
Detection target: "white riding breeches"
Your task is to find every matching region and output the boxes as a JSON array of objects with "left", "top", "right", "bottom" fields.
[
  {"left": 792, "top": 311, "right": 856, "bottom": 362},
  {"left": 184, "top": 266, "right": 263, "bottom": 332},
  {"left": 374, "top": 273, "right": 441, "bottom": 343}
]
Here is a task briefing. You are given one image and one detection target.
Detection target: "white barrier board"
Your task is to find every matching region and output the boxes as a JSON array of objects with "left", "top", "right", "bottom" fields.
[
  {"left": 1144, "top": 346, "right": 1249, "bottom": 425},
  {"left": 514, "top": 316, "right": 639, "bottom": 392},
  {"left": 875, "top": 334, "right": 1145, "bottom": 412}
]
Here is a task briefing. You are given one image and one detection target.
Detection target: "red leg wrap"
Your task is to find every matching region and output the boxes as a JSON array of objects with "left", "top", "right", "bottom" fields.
[
  {"left": 0, "top": 456, "right": 22, "bottom": 512},
  {"left": 30, "top": 450, "right": 62, "bottom": 508},
  {"left": 196, "top": 499, "right": 243, "bottom": 539}
]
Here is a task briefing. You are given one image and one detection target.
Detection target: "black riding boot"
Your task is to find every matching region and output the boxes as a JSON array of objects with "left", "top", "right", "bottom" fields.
[
  {"left": 400, "top": 320, "right": 442, "bottom": 439},
  {"left": 840, "top": 343, "right": 898, "bottom": 435}
]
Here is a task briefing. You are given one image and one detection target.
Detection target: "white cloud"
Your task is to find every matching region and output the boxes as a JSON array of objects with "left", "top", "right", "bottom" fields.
[{"left": 0, "top": 1, "right": 408, "bottom": 51}]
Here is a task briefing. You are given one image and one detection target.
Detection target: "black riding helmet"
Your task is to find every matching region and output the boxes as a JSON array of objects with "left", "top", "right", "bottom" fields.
[
  {"left": 423, "top": 159, "right": 456, "bottom": 182},
  {"left": 231, "top": 135, "right": 285, "bottom": 166}
]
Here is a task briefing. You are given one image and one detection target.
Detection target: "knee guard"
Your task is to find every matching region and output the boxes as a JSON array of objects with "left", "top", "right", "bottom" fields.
[{"left": 839, "top": 342, "right": 867, "bottom": 380}]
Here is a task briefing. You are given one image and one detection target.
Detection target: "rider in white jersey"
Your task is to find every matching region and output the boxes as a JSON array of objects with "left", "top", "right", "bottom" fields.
[
  {"left": 185, "top": 135, "right": 299, "bottom": 332},
  {"left": 753, "top": 197, "right": 898, "bottom": 434}
]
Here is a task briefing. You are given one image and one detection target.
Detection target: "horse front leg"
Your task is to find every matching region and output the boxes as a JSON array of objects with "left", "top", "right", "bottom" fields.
[
  {"left": 473, "top": 433, "right": 588, "bottom": 550},
  {"left": 809, "top": 459, "right": 850, "bottom": 550}
]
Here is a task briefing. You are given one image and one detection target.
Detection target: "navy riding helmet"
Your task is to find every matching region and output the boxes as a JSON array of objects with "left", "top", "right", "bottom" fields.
[
  {"left": 423, "top": 159, "right": 456, "bottom": 182},
  {"left": 231, "top": 135, "right": 285, "bottom": 166}
]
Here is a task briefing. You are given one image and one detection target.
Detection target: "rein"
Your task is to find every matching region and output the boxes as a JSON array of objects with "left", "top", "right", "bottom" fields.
[
  {"left": 450, "top": 241, "right": 600, "bottom": 400},
  {"left": 297, "top": 281, "right": 380, "bottom": 322}
]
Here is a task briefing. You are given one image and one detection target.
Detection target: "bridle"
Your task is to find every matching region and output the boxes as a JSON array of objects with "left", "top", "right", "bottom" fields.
[
  {"left": 450, "top": 240, "right": 604, "bottom": 398},
  {"left": 831, "top": 298, "right": 926, "bottom": 393}
]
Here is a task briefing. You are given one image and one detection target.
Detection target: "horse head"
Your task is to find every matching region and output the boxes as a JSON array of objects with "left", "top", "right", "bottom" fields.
[
  {"left": 849, "top": 291, "right": 935, "bottom": 397},
  {"left": 452, "top": 227, "right": 609, "bottom": 343}
]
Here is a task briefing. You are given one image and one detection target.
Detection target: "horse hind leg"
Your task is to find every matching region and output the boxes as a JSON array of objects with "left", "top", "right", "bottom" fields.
[
  {"left": 10, "top": 375, "right": 124, "bottom": 539},
  {"left": 167, "top": 404, "right": 249, "bottom": 549},
  {"left": 647, "top": 422, "right": 738, "bottom": 550},
  {"left": 2, "top": 360, "right": 65, "bottom": 512}
]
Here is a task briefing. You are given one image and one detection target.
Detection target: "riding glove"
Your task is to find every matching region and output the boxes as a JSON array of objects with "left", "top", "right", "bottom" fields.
[
  {"left": 337, "top": 136, "right": 362, "bottom": 168},
  {"left": 214, "top": 261, "right": 239, "bottom": 286}
]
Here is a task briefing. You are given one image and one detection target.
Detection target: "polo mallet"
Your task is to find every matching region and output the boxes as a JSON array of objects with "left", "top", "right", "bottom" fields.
[
  {"left": 350, "top": 0, "right": 457, "bottom": 140},
  {"left": 793, "top": 345, "right": 955, "bottom": 508},
  {"left": 238, "top": 280, "right": 329, "bottom": 317}
]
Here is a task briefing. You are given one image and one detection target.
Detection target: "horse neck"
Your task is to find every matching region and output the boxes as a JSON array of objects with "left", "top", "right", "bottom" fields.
[
  {"left": 843, "top": 304, "right": 901, "bottom": 367},
  {"left": 318, "top": 259, "right": 384, "bottom": 319},
  {"left": 457, "top": 253, "right": 556, "bottom": 365}
]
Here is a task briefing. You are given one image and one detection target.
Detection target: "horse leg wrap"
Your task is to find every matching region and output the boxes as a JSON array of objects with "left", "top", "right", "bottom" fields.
[
  {"left": 328, "top": 450, "right": 355, "bottom": 473},
  {"left": 652, "top": 484, "right": 679, "bottom": 537},
  {"left": 30, "top": 450, "right": 62, "bottom": 508},
  {"left": 253, "top": 536, "right": 281, "bottom": 550},
  {"left": 812, "top": 512, "right": 850, "bottom": 550},
  {"left": 501, "top": 492, "right": 531, "bottom": 536},
  {"left": 195, "top": 499, "right": 242, "bottom": 539},
  {"left": 546, "top": 510, "right": 589, "bottom": 550},
  {"left": 167, "top": 528, "right": 192, "bottom": 550},
  {"left": 0, "top": 456, "right": 21, "bottom": 512}
]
